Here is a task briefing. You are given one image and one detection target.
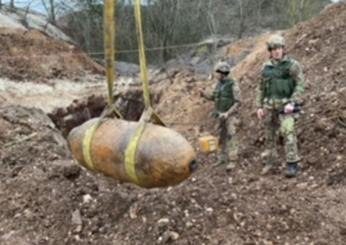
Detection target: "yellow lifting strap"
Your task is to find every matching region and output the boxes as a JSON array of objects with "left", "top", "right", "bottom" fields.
[
  {"left": 104, "top": 0, "right": 116, "bottom": 108},
  {"left": 134, "top": 0, "right": 150, "bottom": 109},
  {"left": 104, "top": 0, "right": 122, "bottom": 118},
  {"left": 124, "top": 122, "right": 146, "bottom": 184},
  {"left": 134, "top": 0, "right": 164, "bottom": 126},
  {"left": 84, "top": 1, "right": 165, "bottom": 185},
  {"left": 122, "top": 0, "right": 149, "bottom": 185},
  {"left": 123, "top": 0, "right": 165, "bottom": 185},
  {"left": 82, "top": 122, "right": 99, "bottom": 170},
  {"left": 81, "top": 0, "right": 121, "bottom": 174}
]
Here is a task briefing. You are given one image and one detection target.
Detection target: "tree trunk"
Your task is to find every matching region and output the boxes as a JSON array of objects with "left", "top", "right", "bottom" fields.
[
  {"left": 237, "top": 0, "right": 245, "bottom": 39},
  {"left": 206, "top": 0, "right": 218, "bottom": 71},
  {"left": 10, "top": 0, "right": 15, "bottom": 12},
  {"left": 299, "top": 0, "right": 306, "bottom": 22},
  {"left": 49, "top": 0, "right": 56, "bottom": 24},
  {"left": 162, "top": 37, "right": 170, "bottom": 62}
]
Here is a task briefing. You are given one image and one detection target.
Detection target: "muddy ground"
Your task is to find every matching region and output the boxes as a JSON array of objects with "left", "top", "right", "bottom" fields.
[{"left": 1, "top": 2, "right": 346, "bottom": 245}]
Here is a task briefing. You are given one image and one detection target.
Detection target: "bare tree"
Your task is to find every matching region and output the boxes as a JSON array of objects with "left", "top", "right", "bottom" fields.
[
  {"left": 41, "top": 0, "right": 57, "bottom": 24},
  {"left": 20, "top": 0, "right": 35, "bottom": 28},
  {"left": 237, "top": 0, "right": 245, "bottom": 38},
  {"left": 57, "top": 0, "right": 331, "bottom": 65},
  {"left": 288, "top": 0, "right": 325, "bottom": 26},
  {"left": 146, "top": 0, "right": 181, "bottom": 62},
  {"left": 10, "top": 0, "right": 15, "bottom": 12},
  {"left": 204, "top": 0, "right": 219, "bottom": 69},
  {"left": 59, "top": 0, "right": 104, "bottom": 55}
]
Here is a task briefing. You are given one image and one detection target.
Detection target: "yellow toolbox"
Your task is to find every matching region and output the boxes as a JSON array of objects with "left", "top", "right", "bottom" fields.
[{"left": 198, "top": 135, "right": 219, "bottom": 153}]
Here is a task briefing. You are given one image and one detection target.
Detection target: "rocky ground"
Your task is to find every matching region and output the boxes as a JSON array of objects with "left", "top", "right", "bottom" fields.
[{"left": 1, "top": 1, "right": 346, "bottom": 245}]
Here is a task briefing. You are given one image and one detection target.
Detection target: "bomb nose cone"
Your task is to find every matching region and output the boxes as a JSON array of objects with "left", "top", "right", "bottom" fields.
[{"left": 189, "top": 160, "right": 198, "bottom": 173}]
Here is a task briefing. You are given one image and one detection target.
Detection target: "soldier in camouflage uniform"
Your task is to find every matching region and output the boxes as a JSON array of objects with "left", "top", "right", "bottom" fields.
[
  {"left": 256, "top": 34, "right": 304, "bottom": 177},
  {"left": 201, "top": 61, "right": 241, "bottom": 171}
]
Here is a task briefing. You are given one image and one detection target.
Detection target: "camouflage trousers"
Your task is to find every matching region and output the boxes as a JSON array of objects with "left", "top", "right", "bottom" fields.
[
  {"left": 263, "top": 110, "right": 300, "bottom": 165},
  {"left": 218, "top": 115, "right": 240, "bottom": 163}
]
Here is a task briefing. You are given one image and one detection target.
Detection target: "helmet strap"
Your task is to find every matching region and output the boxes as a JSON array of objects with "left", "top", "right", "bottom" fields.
[{"left": 216, "top": 70, "right": 229, "bottom": 76}]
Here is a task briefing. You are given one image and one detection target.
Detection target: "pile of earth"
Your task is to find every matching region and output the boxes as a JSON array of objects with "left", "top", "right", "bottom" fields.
[
  {"left": 1, "top": 1, "right": 346, "bottom": 245},
  {"left": 0, "top": 28, "right": 104, "bottom": 81}
]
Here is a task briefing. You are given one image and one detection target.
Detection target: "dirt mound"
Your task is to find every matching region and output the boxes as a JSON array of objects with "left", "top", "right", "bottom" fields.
[
  {"left": 0, "top": 28, "right": 104, "bottom": 81},
  {"left": 1, "top": 2, "right": 346, "bottom": 245}
]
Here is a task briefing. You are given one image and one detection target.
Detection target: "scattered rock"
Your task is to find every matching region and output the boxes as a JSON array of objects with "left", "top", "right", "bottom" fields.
[
  {"left": 160, "top": 231, "right": 180, "bottom": 243},
  {"left": 83, "top": 194, "right": 93, "bottom": 204},
  {"left": 62, "top": 164, "right": 81, "bottom": 180},
  {"left": 72, "top": 210, "right": 82, "bottom": 226},
  {"left": 157, "top": 218, "right": 170, "bottom": 226}
]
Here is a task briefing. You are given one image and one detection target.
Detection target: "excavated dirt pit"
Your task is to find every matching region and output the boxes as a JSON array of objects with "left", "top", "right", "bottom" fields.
[{"left": 48, "top": 86, "right": 162, "bottom": 137}]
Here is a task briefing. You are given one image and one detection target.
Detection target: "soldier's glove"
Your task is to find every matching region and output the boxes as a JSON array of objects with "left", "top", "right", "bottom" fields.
[
  {"left": 227, "top": 107, "right": 238, "bottom": 116},
  {"left": 280, "top": 102, "right": 302, "bottom": 115},
  {"left": 211, "top": 111, "right": 220, "bottom": 118},
  {"left": 219, "top": 112, "right": 229, "bottom": 120}
]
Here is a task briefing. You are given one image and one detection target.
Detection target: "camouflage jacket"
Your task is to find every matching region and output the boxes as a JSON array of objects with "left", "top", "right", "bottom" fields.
[
  {"left": 204, "top": 78, "right": 241, "bottom": 114},
  {"left": 256, "top": 56, "right": 304, "bottom": 109}
]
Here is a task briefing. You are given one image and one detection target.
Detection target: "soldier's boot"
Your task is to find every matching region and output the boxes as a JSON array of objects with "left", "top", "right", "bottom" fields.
[
  {"left": 226, "top": 151, "right": 238, "bottom": 172},
  {"left": 260, "top": 149, "right": 271, "bottom": 160},
  {"left": 217, "top": 154, "right": 228, "bottom": 165},
  {"left": 226, "top": 161, "right": 236, "bottom": 172},
  {"left": 285, "top": 162, "right": 300, "bottom": 178}
]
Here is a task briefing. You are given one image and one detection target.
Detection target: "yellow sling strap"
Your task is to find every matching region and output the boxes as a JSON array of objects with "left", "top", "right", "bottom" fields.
[
  {"left": 82, "top": 122, "right": 99, "bottom": 170},
  {"left": 134, "top": 0, "right": 150, "bottom": 109},
  {"left": 134, "top": 0, "right": 165, "bottom": 126},
  {"left": 83, "top": 0, "right": 163, "bottom": 185},
  {"left": 104, "top": 0, "right": 122, "bottom": 118},
  {"left": 123, "top": 0, "right": 149, "bottom": 184},
  {"left": 104, "top": 0, "right": 116, "bottom": 108},
  {"left": 124, "top": 122, "right": 146, "bottom": 184},
  {"left": 82, "top": 0, "right": 121, "bottom": 172},
  {"left": 123, "top": 0, "right": 165, "bottom": 184}
]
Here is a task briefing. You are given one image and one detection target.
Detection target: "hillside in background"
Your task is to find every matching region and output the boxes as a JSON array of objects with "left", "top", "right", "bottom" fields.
[
  {"left": 0, "top": 7, "right": 103, "bottom": 81},
  {"left": 58, "top": 0, "right": 331, "bottom": 64}
]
